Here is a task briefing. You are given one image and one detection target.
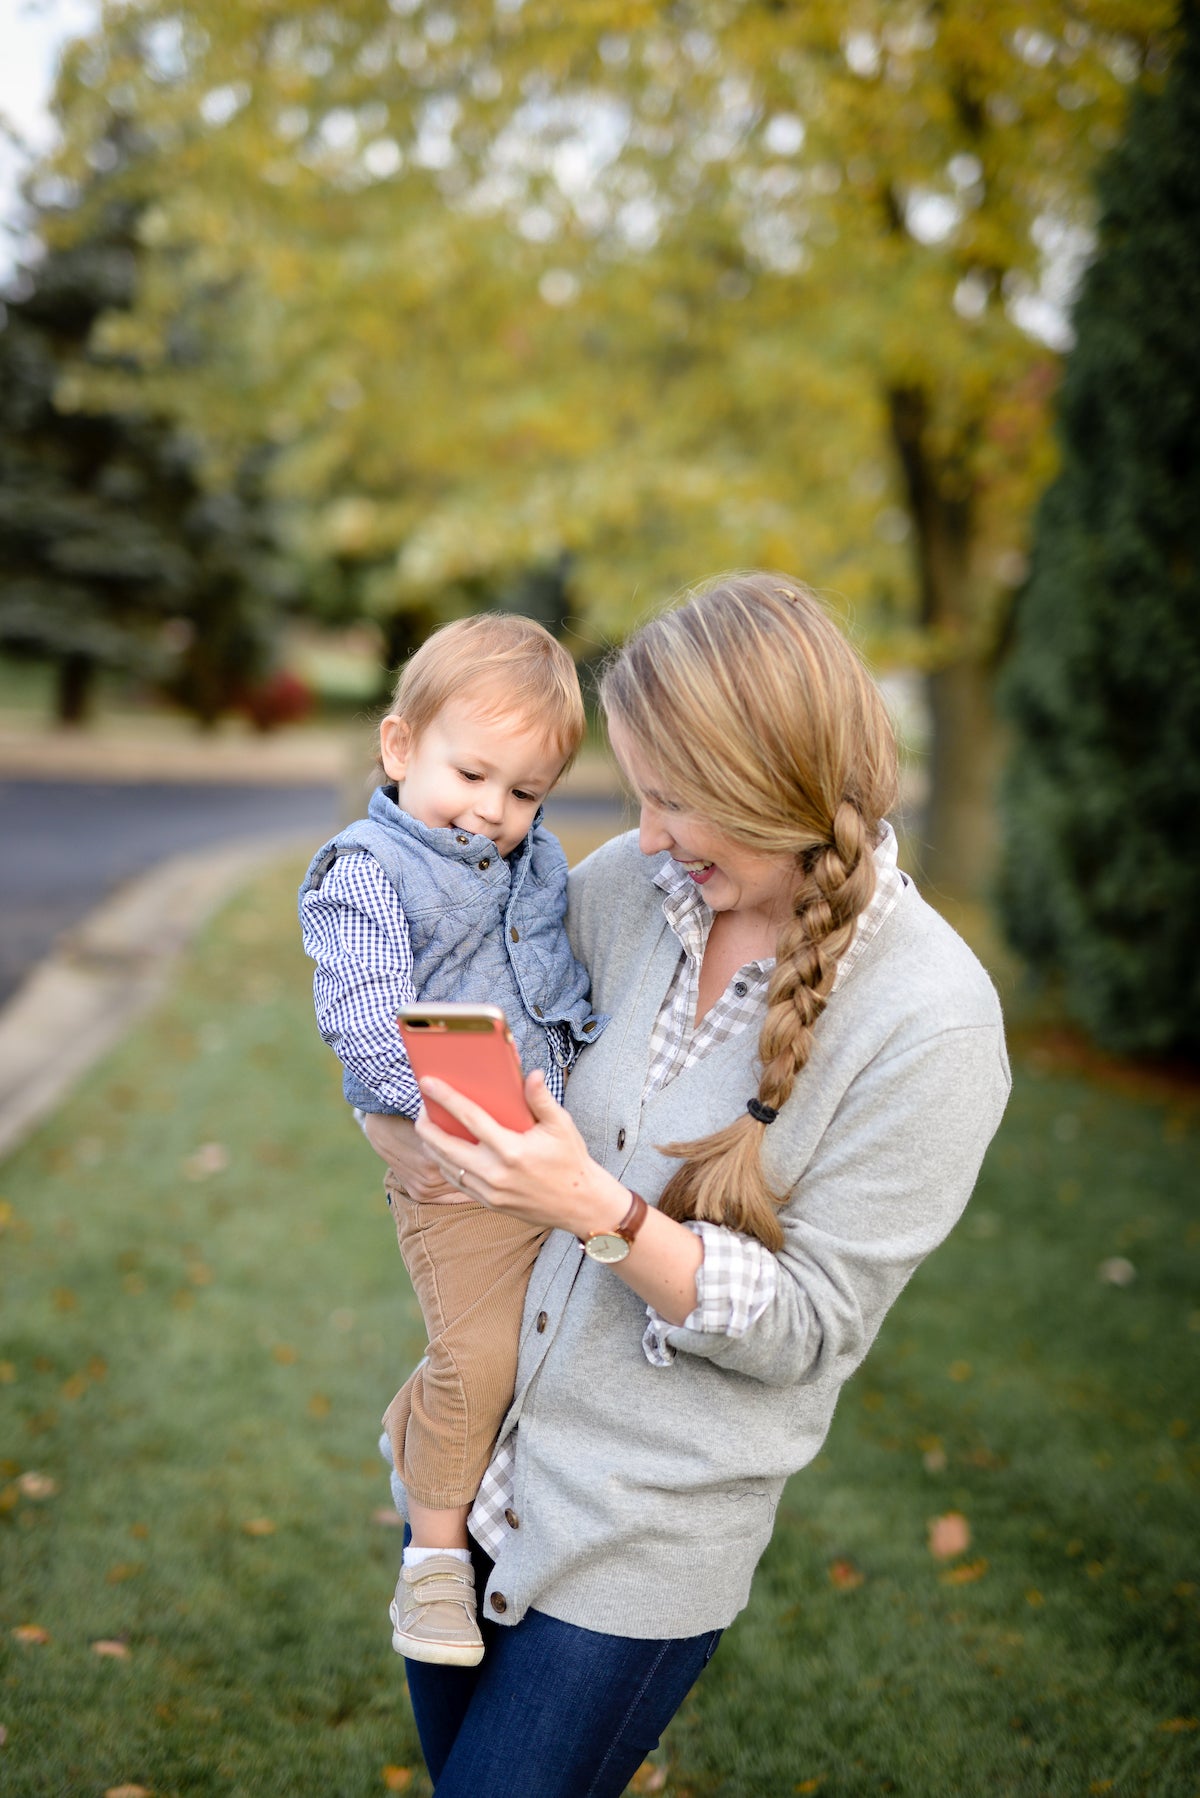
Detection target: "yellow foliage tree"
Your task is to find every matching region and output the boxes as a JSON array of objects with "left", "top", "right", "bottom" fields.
[{"left": 36, "top": 0, "right": 1177, "bottom": 890}]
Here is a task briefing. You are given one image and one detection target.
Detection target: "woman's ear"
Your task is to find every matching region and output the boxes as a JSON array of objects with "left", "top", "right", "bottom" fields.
[{"left": 379, "top": 715, "right": 412, "bottom": 782}]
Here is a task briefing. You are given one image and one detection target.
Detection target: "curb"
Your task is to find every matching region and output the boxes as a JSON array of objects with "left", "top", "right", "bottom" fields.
[{"left": 0, "top": 831, "right": 312, "bottom": 1164}]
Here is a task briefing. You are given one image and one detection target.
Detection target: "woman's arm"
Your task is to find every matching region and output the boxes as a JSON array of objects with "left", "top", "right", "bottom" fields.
[
  {"left": 657, "top": 1025, "right": 1011, "bottom": 1388},
  {"left": 414, "top": 1072, "right": 704, "bottom": 1324}
]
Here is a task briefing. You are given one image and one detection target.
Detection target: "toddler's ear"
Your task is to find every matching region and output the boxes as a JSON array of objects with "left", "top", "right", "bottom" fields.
[{"left": 380, "top": 715, "right": 412, "bottom": 781}]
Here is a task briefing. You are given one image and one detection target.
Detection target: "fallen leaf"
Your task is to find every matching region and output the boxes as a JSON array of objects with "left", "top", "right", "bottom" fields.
[
  {"left": 105, "top": 1562, "right": 144, "bottom": 1584},
  {"left": 628, "top": 1762, "right": 668, "bottom": 1793},
  {"left": 795, "top": 1783, "right": 823, "bottom": 1795},
  {"left": 939, "top": 1557, "right": 989, "bottom": 1586},
  {"left": 11, "top": 1625, "right": 50, "bottom": 1645},
  {"left": 948, "top": 1360, "right": 972, "bottom": 1382},
  {"left": 182, "top": 1142, "right": 229, "bottom": 1181},
  {"left": 828, "top": 1558, "right": 865, "bottom": 1591},
  {"left": 0, "top": 1485, "right": 19, "bottom": 1515},
  {"left": 372, "top": 1508, "right": 404, "bottom": 1528},
  {"left": 382, "top": 1768, "right": 413, "bottom": 1791},
  {"left": 928, "top": 1512, "right": 971, "bottom": 1559},
  {"left": 1157, "top": 1717, "right": 1198, "bottom": 1733},
  {"left": 52, "top": 1288, "right": 78, "bottom": 1312},
  {"left": 17, "top": 1471, "right": 58, "bottom": 1501},
  {"left": 61, "top": 1373, "right": 89, "bottom": 1402},
  {"left": 242, "top": 1517, "right": 276, "bottom": 1537},
  {"left": 92, "top": 1640, "right": 131, "bottom": 1659}
]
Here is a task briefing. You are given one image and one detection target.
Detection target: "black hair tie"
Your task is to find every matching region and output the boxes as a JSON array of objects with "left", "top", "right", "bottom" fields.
[{"left": 746, "top": 1098, "right": 779, "bottom": 1125}]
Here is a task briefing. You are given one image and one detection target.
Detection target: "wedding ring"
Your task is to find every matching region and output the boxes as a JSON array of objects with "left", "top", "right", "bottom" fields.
[{"left": 457, "top": 1167, "right": 468, "bottom": 1188}]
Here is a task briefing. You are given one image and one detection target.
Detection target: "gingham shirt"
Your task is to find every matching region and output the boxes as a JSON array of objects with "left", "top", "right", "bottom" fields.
[
  {"left": 470, "top": 825, "right": 905, "bottom": 1554},
  {"left": 300, "top": 851, "right": 570, "bottom": 1114}
]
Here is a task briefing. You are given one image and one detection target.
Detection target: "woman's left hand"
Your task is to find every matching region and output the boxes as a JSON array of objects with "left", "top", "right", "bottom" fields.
[{"left": 414, "top": 1069, "right": 625, "bottom": 1239}]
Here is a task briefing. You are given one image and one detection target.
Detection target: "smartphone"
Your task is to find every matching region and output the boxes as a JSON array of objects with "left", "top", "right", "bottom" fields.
[{"left": 397, "top": 1003, "right": 534, "bottom": 1143}]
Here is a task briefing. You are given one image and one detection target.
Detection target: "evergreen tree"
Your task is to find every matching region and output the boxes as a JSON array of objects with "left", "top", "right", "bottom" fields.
[
  {"left": 998, "top": 6, "right": 1200, "bottom": 1056},
  {"left": 0, "top": 136, "right": 294, "bottom": 726}
]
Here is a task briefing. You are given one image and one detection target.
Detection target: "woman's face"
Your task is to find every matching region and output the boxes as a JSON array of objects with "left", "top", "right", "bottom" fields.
[{"left": 608, "top": 717, "right": 799, "bottom": 932}]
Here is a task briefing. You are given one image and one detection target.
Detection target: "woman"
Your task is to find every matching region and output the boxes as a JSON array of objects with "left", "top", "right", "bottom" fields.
[{"left": 365, "top": 573, "right": 1010, "bottom": 1796}]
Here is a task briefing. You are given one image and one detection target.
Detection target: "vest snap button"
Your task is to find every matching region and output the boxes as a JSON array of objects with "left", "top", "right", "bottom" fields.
[
  {"left": 490, "top": 1592, "right": 508, "bottom": 1614},
  {"left": 583, "top": 1018, "right": 596, "bottom": 1031},
  {"left": 504, "top": 1508, "right": 519, "bottom": 1529},
  {"left": 510, "top": 926, "right": 519, "bottom": 942},
  {"left": 455, "top": 834, "right": 468, "bottom": 845},
  {"left": 478, "top": 858, "right": 491, "bottom": 870},
  {"left": 533, "top": 1004, "right": 544, "bottom": 1018},
  {"left": 536, "top": 1311, "right": 548, "bottom": 1332}
]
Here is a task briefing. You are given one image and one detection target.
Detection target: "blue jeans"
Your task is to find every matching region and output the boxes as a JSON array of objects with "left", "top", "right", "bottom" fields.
[{"left": 403, "top": 1537, "right": 722, "bottom": 1797}]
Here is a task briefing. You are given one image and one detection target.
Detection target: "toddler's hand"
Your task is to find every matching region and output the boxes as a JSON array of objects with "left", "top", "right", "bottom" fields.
[{"left": 361, "top": 1111, "right": 468, "bottom": 1203}]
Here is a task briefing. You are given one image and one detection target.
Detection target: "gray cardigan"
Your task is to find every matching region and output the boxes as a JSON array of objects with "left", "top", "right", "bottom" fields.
[{"left": 479, "top": 832, "right": 1010, "bottom": 1639}]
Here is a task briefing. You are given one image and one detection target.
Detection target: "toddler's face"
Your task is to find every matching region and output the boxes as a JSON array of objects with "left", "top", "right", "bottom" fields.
[{"left": 380, "top": 699, "right": 566, "bottom": 858}]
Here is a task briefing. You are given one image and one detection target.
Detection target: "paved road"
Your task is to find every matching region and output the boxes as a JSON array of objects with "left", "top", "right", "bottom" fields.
[
  {"left": 0, "top": 779, "right": 627, "bottom": 1007},
  {"left": 0, "top": 779, "right": 342, "bottom": 1007}
]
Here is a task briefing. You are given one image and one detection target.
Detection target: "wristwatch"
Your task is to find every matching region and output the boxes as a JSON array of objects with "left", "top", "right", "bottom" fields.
[{"left": 580, "top": 1191, "right": 648, "bottom": 1264}]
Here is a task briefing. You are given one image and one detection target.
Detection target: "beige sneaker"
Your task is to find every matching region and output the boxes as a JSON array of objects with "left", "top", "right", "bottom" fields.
[{"left": 389, "top": 1555, "right": 485, "bottom": 1667}]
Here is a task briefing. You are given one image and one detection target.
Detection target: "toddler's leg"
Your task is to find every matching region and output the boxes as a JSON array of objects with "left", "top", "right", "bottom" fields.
[{"left": 383, "top": 1191, "right": 545, "bottom": 1667}]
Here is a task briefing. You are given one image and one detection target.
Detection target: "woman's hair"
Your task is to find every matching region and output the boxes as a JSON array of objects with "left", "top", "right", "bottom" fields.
[
  {"left": 388, "top": 613, "right": 586, "bottom": 768},
  {"left": 600, "top": 572, "right": 899, "bottom": 1251}
]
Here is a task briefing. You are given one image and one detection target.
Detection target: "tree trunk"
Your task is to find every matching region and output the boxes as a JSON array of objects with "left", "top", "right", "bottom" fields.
[
  {"left": 55, "top": 651, "right": 96, "bottom": 727},
  {"left": 887, "top": 385, "right": 1000, "bottom": 899}
]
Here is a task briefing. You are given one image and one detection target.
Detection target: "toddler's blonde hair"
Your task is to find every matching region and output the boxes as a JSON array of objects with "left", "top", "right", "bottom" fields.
[
  {"left": 388, "top": 613, "right": 585, "bottom": 769},
  {"left": 600, "top": 572, "right": 899, "bottom": 1250}
]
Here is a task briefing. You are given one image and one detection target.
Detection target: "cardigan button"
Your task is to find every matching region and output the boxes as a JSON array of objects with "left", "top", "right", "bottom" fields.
[
  {"left": 535, "top": 1311, "right": 548, "bottom": 1333},
  {"left": 617, "top": 1128, "right": 626, "bottom": 1151},
  {"left": 504, "top": 1508, "right": 520, "bottom": 1530},
  {"left": 510, "top": 926, "right": 520, "bottom": 942},
  {"left": 490, "top": 1592, "right": 508, "bottom": 1614}
]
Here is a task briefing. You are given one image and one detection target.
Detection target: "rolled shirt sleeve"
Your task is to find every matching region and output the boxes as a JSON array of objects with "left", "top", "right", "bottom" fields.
[{"left": 642, "top": 1221, "right": 779, "bottom": 1367}]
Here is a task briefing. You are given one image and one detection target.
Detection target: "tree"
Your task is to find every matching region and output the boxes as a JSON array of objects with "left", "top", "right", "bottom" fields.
[
  {"left": 998, "top": 4, "right": 1200, "bottom": 1056},
  {"left": 30, "top": 1, "right": 1176, "bottom": 882},
  {"left": 0, "top": 134, "right": 296, "bottom": 725}
]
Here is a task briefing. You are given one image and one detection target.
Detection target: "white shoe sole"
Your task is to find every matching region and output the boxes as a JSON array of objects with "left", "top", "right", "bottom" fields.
[{"left": 389, "top": 1600, "right": 485, "bottom": 1667}]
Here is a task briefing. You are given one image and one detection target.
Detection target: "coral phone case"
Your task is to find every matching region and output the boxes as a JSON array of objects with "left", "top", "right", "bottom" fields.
[{"left": 397, "top": 1003, "right": 534, "bottom": 1143}]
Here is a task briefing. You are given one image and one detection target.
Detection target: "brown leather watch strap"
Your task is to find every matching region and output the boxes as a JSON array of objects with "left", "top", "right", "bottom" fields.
[{"left": 613, "top": 1189, "right": 648, "bottom": 1246}]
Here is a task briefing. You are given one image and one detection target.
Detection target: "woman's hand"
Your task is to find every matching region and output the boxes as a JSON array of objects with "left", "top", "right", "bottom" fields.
[
  {"left": 416, "top": 1072, "right": 705, "bottom": 1323},
  {"left": 414, "top": 1070, "right": 628, "bottom": 1237},
  {"left": 360, "top": 1111, "right": 469, "bottom": 1204}
]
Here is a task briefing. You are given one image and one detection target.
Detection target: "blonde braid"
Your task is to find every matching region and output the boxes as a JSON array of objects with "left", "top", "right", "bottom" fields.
[{"left": 657, "top": 802, "right": 878, "bottom": 1250}]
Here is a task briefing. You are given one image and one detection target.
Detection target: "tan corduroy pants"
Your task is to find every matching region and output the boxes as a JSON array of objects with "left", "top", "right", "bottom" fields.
[{"left": 380, "top": 1183, "right": 547, "bottom": 1510}]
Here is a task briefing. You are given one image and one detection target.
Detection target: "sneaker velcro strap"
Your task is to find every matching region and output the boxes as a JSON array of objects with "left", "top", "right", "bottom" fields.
[{"left": 410, "top": 1570, "right": 475, "bottom": 1605}]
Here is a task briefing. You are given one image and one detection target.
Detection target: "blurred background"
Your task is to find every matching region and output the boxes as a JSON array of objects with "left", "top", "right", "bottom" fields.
[{"left": 1, "top": 3, "right": 1197, "bottom": 1794}]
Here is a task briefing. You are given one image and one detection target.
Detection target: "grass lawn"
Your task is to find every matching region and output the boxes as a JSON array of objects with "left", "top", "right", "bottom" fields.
[{"left": 1, "top": 852, "right": 1198, "bottom": 1797}]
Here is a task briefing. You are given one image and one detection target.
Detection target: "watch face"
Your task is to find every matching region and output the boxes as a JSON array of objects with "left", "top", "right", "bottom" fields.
[{"left": 583, "top": 1232, "right": 630, "bottom": 1264}]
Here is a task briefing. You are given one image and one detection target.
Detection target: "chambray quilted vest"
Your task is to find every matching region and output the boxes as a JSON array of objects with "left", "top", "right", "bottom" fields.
[{"left": 300, "top": 783, "right": 605, "bottom": 1113}]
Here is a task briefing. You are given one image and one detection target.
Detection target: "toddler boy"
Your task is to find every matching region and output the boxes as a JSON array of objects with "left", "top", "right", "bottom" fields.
[{"left": 299, "top": 613, "right": 604, "bottom": 1665}]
